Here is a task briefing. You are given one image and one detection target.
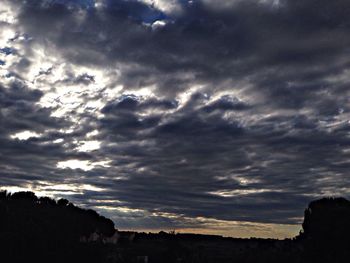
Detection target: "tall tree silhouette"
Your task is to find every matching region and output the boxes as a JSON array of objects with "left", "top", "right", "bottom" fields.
[{"left": 299, "top": 197, "right": 350, "bottom": 263}]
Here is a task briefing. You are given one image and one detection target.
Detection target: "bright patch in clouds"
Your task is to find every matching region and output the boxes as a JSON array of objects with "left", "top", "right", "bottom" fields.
[
  {"left": 0, "top": 185, "right": 35, "bottom": 194},
  {"left": 41, "top": 183, "right": 105, "bottom": 193},
  {"left": 77, "top": 140, "right": 101, "bottom": 152},
  {"left": 0, "top": 183, "right": 105, "bottom": 198},
  {"left": 139, "top": 0, "right": 182, "bottom": 14},
  {"left": 10, "top": 131, "right": 41, "bottom": 140},
  {"left": 209, "top": 189, "right": 281, "bottom": 197},
  {"left": 0, "top": 2, "right": 16, "bottom": 24},
  {"left": 57, "top": 159, "right": 111, "bottom": 171},
  {"left": 151, "top": 20, "right": 167, "bottom": 30}
]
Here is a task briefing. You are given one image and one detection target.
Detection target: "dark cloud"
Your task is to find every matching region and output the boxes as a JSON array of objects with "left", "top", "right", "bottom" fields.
[
  {"left": 94, "top": 91, "right": 350, "bottom": 225},
  {"left": 1, "top": 0, "right": 350, "bottom": 236}
]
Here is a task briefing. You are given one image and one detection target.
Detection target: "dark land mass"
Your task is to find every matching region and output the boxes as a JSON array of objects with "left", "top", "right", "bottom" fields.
[{"left": 1, "top": 191, "right": 350, "bottom": 263}]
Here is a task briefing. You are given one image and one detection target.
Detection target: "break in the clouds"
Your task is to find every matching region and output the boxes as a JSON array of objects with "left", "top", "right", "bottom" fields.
[{"left": 1, "top": 0, "right": 350, "bottom": 238}]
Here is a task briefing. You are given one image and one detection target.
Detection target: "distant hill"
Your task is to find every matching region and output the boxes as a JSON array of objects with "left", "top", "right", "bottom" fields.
[{"left": 1, "top": 191, "right": 350, "bottom": 263}]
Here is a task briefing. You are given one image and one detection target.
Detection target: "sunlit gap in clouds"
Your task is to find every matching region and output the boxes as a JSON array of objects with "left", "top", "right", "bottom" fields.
[
  {"left": 98, "top": 207, "right": 302, "bottom": 239},
  {"left": 57, "top": 159, "right": 111, "bottom": 171},
  {"left": 208, "top": 189, "right": 283, "bottom": 198},
  {"left": 10, "top": 130, "right": 42, "bottom": 140},
  {"left": 0, "top": 182, "right": 105, "bottom": 198}
]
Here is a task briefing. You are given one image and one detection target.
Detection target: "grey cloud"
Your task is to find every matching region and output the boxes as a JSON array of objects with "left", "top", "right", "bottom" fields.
[
  {"left": 1, "top": 0, "right": 350, "bottom": 233},
  {"left": 11, "top": 0, "right": 350, "bottom": 99},
  {"left": 92, "top": 92, "right": 350, "bottom": 224}
]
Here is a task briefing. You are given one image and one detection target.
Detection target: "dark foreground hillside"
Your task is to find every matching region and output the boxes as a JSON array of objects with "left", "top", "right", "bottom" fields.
[{"left": 1, "top": 191, "right": 350, "bottom": 263}]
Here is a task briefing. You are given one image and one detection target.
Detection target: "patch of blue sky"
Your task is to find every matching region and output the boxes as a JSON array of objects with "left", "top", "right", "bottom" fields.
[
  {"left": 0, "top": 47, "right": 14, "bottom": 56},
  {"left": 48, "top": 0, "right": 170, "bottom": 25},
  {"left": 178, "top": 0, "right": 192, "bottom": 6},
  {"left": 50, "top": 0, "right": 95, "bottom": 9},
  {"left": 139, "top": 9, "right": 168, "bottom": 24},
  {"left": 105, "top": 0, "right": 169, "bottom": 24}
]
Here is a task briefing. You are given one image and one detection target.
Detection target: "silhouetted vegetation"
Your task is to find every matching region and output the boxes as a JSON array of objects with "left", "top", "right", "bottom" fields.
[
  {"left": 1, "top": 192, "right": 350, "bottom": 263},
  {"left": 297, "top": 197, "right": 350, "bottom": 263},
  {"left": 0, "top": 191, "right": 115, "bottom": 263}
]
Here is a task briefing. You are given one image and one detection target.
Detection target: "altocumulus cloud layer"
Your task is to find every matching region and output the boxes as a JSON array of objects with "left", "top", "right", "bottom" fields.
[{"left": 1, "top": 0, "right": 350, "bottom": 238}]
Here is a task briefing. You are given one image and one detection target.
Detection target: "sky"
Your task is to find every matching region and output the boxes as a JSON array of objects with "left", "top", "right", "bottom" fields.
[{"left": 0, "top": 0, "right": 350, "bottom": 239}]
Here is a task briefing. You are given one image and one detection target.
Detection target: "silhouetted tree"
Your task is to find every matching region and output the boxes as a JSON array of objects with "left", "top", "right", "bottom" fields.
[
  {"left": 57, "top": 198, "right": 69, "bottom": 206},
  {"left": 0, "top": 191, "right": 116, "bottom": 263},
  {"left": 298, "top": 197, "right": 350, "bottom": 263}
]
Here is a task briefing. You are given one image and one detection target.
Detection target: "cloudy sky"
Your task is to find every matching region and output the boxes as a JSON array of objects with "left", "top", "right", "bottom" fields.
[{"left": 1, "top": 0, "right": 350, "bottom": 238}]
